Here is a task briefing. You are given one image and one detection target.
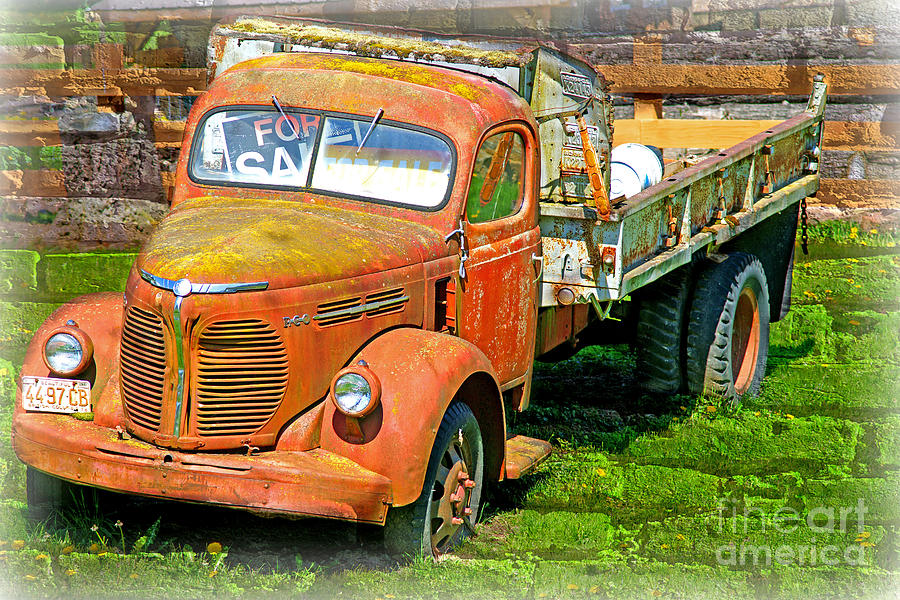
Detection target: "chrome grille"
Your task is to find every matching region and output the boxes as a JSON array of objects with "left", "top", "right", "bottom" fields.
[
  {"left": 194, "top": 319, "right": 289, "bottom": 436},
  {"left": 120, "top": 306, "right": 166, "bottom": 432}
]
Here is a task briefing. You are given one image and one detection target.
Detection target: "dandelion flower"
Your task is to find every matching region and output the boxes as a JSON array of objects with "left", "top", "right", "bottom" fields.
[
  {"left": 596, "top": 468, "right": 607, "bottom": 477},
  {"left": 130, "top": 573, "right": 138, "bottom": 579},
  {"left": 35, "top": 554, "right": 48, "bottom": 561},
  {"left": 706, "top": 405, "right": 717, "bottom": 413},
  {"left": 65, "top": 569, "right": 76, "bottom": 576},
  {"left": 785, "top": 414, "right": 795, "bottom": 419},
  {"left": 207, "top": 542, "right": 223, "bottom": 554},
  {"left": 11, "top": 540, "right": 24, "bottom": 551},
  {"left": 660, "top": 543, "right": 669, "bottom": 549},
  {"left": 25, "top": 574, "right": 36, "bottom": 581},
  {"left": 567, "top": 584, "right": 579, "bottom": 590},
  {"left": 62, "top": 545, "right": 74, "bottom": 555},
  {"left": 209, "top": 570, "right": 217, "bottom": 578},
  {"left": 675, "top": 534, "right": 685, "bottom": 541}
]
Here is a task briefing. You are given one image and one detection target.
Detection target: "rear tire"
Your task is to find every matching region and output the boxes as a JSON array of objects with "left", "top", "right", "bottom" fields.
[
  {"left": 685, "top": 252, "right": 770, "bottom": 401},
  {"left": 634, "top": 265, "right": 692, "bottom": 393},
  {"left": 383, "top": 402, "right": 483, "bottom": 558}
]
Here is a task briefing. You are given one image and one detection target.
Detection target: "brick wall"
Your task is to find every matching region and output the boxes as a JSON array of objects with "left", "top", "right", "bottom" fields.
[{"left": 0, "top": 0, "right": 897, "bottom": 251}]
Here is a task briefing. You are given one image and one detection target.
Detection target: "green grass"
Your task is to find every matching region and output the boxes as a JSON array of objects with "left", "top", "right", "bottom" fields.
[{"left": 0, "top": 226, "right": 897, "bottom": 598}]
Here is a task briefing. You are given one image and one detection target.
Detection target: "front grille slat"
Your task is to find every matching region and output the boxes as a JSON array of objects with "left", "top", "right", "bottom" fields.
[
  {"left": 194, "top": 319, "right": 288, "bottom": 437},
  {"left": 120, "top": 306, "right": 166, "bottom": 432}
]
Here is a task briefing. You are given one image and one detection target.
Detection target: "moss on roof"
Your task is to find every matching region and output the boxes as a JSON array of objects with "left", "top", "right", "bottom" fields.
[{"left": 224, "top": 17, "right": 528, "bottom": 69}]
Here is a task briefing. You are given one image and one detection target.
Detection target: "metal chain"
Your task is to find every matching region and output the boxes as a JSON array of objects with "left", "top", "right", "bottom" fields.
[{"left": 800, "top": 196, "right": 809, "bottom": 255}]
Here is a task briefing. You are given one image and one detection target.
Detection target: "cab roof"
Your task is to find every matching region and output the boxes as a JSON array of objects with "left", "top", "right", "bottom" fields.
[{"left": 196, "top": 53, "right": 534, "bottom": 143}]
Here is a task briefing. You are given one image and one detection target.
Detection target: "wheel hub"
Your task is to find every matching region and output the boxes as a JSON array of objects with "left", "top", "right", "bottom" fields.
[
  {"left": 732, "top": 286, "right": 761, "bottom": 394},
  {"left": 431, "top": 443, "right": 476, "bottom": 553}
]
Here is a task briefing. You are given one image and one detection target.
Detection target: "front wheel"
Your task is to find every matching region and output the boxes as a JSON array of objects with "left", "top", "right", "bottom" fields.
[
  {"left": 686, "top": 252, "right": 770, "bottom": 400},
  {"left": 26, "top": 467, "right": 77, "bottom": 522},
  {"left": 383, "top": 402, "right": 484, "bottom": 558}
]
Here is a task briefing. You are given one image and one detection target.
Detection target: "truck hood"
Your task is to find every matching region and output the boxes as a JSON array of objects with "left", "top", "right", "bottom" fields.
[{"left": 138, "top": 196, "right": 447, "bottom": 290}]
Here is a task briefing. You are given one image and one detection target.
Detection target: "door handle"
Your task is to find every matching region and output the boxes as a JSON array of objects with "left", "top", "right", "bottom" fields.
[{"left": 531, "top": 253, "right": 543, "bottom": 283}]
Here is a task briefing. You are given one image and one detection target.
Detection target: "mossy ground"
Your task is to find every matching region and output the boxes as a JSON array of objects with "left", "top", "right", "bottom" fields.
[{"left": 0, "top": 224, "right": 896, "bottom": 599}]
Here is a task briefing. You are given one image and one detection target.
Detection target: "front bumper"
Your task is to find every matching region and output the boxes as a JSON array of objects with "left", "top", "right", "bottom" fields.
[{"left": 13, "top": 412, "right": 393, "bottom": 524}]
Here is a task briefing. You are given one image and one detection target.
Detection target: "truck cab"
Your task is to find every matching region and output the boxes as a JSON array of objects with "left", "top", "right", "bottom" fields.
[{"left": 14, "top": 50, "right": 554, "bottom": 557}]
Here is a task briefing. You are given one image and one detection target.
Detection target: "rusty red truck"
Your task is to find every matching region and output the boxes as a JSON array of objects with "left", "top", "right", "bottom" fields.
[{"left": 12, "top": 18, "right": 827, "bottom": 557}]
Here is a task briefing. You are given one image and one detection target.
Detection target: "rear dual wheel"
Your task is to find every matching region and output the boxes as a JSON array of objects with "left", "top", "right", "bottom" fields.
[
  {"left": 635, "top": 252, "right": 770, "bottom": 402},
  {"left": 384, "top": 402, "right": 483, "bottom": 558},
  {"left": 686, "top": 252, "right": 770, "bottom": 400}
]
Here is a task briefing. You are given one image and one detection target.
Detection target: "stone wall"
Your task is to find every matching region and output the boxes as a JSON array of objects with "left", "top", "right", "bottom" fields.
[{"left": 0, "top": 0, "right": 897, "bottom": 251}]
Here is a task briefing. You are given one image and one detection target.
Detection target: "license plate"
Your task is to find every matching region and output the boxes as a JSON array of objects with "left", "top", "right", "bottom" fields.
[{"left": 22, "top": 376, "right": 91, "bottom": 414}]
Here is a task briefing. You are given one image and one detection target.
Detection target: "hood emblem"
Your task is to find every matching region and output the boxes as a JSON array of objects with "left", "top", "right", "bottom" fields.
[
  {"left": 140, "top": 270, "right": 269, "bottom": 295},
  {"left": 173, "top": 278, "right": 192, "bottom": 297}
]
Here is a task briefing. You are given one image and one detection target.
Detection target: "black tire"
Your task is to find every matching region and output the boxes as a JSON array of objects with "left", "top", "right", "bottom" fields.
[
  {"left": 686, "top": 252, "right": 770, "bottom": 400},
  {"left": 634, "top": 265, "right": 692, "bottom": 393},
  {"left": 26, "top": 467, "right": 76, "bottom": 522},
  {"left": 383, "top": 402, "right": 483, "bottom": 558}
]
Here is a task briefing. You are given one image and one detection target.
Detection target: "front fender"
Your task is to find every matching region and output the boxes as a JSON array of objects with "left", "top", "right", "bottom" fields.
[
  {"left": 15, "top": 293, "right": 125, "bottom": 428},
  {"left": 319, "top": 328, "right": 503, "bottom": 507}
]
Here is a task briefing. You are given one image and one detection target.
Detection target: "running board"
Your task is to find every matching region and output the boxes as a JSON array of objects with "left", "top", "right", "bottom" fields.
[{"left": 504, "top": 435, "right": 552, "bottom": 479}]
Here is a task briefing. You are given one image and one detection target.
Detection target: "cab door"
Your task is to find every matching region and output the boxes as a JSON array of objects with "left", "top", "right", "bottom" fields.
[{"left": 456, "top": 123, "right": 541, "bottom": 390}]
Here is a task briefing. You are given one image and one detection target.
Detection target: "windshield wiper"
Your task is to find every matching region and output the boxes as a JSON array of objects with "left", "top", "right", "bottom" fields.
[
  {"left": 271, "top": 95, "right": 299, "bottom": 139},
  {"left": 357, "top": 108, "right": 384, "bottom": 154}
]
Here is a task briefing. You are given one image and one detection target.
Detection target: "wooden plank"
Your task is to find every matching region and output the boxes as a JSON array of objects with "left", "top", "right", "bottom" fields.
[
  {"left": 153, "top": 120, "right": 187, "bottom": 144},
  {"left": 3, "top": 118, "right": 896, "bottom": 154},
  {"left": 0, "top": 120, "right": 61, "bottom": 146},
  {"left": 1, "top": 63, "right": 894, "bottom": 100},
  {"left": 0, "top": 68, "right": 206, "bottom": 97},
  {"left": 0, "top": 119, "right": 187, "bottom": 147},
  {"left": 0, "top": 170, "right": 66, "bottom": 197},
  {"left": 815, "top": 178, "right": 900, "bottom": 210},
  {"left": 614, "top": 119, "right": 898, "bottom": 151},
  {"left": 598, "top": 64, "right": 900, "bottom": 95}
]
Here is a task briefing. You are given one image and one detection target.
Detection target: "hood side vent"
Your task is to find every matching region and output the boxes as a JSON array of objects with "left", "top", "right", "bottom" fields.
[
  {"left": 315, "top": 296, "right": 363, "bottom": 327},
  {"left": 314, "top": 288, "right": 409, "bottom": 327},
  {"left": 365, "top": 287, "right": 408, "bottom": 317}
]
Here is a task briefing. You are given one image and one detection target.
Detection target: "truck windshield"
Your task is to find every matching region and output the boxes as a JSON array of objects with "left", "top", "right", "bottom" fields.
[{"left": 190, "top": 109, "right": 454, "bottom": 209}]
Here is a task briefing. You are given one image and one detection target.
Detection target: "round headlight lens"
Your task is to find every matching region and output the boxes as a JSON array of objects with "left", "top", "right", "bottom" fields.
[
  {"left": 333, "top": 373, "right": 372, "bottom": 415},
  {"left": 44, "top": 333, "right": 83, "bottom": 375}
]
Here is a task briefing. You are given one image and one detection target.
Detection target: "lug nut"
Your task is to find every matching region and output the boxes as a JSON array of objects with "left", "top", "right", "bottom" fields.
[
  {"left": 463, "top": 507, "right": 472, "bottom": 516},
  {"left": 451, "top": 517, "right": 464, "bottom": 525},
  {"left": 463, "top": 479, "right": 476, "bottom": 489},
  {"left": 458, "top": 472, "right": 469, "bottom": 481}
]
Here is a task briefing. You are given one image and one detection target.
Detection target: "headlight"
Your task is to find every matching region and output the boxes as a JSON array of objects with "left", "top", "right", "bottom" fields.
[
  {"left": 330, "top": 361, "right": 381, "bottom": 417},
  {"left": 42, "top": 322, "right": 93, "bottom": 377}
]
